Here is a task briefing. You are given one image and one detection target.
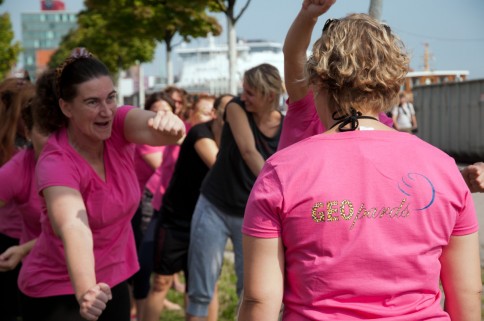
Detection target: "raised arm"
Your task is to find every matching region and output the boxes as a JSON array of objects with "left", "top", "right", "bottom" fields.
[
  {"left": 283, "top": 0, "right": 336, "bottom": 103},
  {"left": 226, "top": 102, "right": 265, "bottom": 176},
  {"left": 44, "top": 186, "right": 111, "bottom": 320},
  {"left": 440, "top": 232, "right": 482, "bottom": 320},
  {"left": 238, "top": 235, "right": 284, "bottom": 321},
  {"left": 124, "top": 109, "right": 185, "bottom": 147}
]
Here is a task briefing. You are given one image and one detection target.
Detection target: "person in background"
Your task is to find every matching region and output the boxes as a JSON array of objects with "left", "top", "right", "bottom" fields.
[
  {"left": 0, "top": 77, "right": 34, "bottom": 166},
  {"left": 17, "top": 48, "right": 185, "bottom": 321},
  {"left": 164, "top": 86, "right": 188, "bottom": 120},
  {"left": 142, "top": 94, "right": 234, "bottom": 321},
  {"left": 462, "top": 162, "right": 484, "bottom": 193},
  {"left": 239, "top": 1, "right": 481, "bottom": 321},
  {"left": 130, "top": 91, "right": 178, "bottom": 320},
  {"left": 392, "top": 91, "right": 418, "bottom": 133},
  {"left": 186, "top": 64, "right": 284, "bottom": 321},
  {"left": 0, "top": 76, "right": 36, "bottom": 321}
]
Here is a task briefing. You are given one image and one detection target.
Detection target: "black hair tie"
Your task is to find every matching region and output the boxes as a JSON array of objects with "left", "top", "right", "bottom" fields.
[{"left": 330, "top": 108, "right": 379, "bottom": 132}]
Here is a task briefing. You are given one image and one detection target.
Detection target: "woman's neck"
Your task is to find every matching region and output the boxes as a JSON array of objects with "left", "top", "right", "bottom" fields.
[{"left": 67, "top": 127, "right": 104, "bottom": 161}]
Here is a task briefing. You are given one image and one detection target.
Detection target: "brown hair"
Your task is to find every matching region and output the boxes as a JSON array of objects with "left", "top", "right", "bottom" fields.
[
  {"left": 0, "top": 78, "right": 35, "bottom": 165},
  {"left": 306, "top": 14, "right": 409, "bottom": 115}
]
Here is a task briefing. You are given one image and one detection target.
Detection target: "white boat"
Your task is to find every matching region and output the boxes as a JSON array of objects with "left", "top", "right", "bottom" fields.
[{"left": 174, "top": 36, "right": 284, "bottom": 95}]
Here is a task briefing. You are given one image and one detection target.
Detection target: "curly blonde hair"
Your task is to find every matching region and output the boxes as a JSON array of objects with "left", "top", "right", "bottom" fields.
[{"left": 306, "top": 13, "right": 410, "bottom": 115}]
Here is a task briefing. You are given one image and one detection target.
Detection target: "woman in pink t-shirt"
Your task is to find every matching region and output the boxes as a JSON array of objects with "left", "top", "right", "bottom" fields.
[
  {"left": 0, "top": 77, "right": 36, "bottom": 321},
  {"left": 239, "top": 2, "right": 481, "bottom": 321},
  {"left": 17, "top": 48, "right": 185, "bottom": 321}
]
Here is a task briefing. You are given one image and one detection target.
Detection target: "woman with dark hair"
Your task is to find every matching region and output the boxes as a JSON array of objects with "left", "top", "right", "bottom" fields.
[
  {"left": 239, "top": 1, "right": 481, "bottom": 320},
  {"left": 17, "top": 48, "right": 185, "bottom": 321}
]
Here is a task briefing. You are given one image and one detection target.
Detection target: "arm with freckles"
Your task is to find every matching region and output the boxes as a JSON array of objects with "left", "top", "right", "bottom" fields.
[
  {"left": 44, "top": 186, "right": 111, "bottom": 321},
  {"left": 226, "top": 102, "right": 265, "bottom": 176},
  {"left": 124, "top": 108, "right": 185, "bottom": 146}
]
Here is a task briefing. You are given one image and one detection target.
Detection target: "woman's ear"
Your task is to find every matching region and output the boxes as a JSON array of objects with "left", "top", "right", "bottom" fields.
[{"left": 59, "top": 98, "right": 72, "bottom": 118}]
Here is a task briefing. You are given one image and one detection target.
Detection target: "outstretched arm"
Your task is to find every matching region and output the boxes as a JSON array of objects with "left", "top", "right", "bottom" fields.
[
  {"left": 283, "top": 0, "right": 336, "bottom": 103},
  {"left": 124, "top": 109, "right": 185, "bottom": 147},
  {"left": 461, "top": 162, "right": 484, "bottom": 193}
]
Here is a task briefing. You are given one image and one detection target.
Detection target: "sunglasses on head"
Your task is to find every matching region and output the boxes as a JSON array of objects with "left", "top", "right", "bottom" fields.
[{"left": 322, "top": 18, "right": 392, "bottom": 35}]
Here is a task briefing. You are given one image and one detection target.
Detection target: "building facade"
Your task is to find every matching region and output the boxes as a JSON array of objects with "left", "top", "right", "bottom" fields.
[{"left": 21, "top": 1, "right": 76, "bottom": 80}]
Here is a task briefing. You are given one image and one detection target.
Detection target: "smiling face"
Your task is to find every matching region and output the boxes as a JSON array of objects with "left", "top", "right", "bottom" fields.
[
  {"left": 60, "top": 76, "right": 117, "bottom": 145},
  {"left": 241, "top": 81, "right": 272, "bottom": 113}
]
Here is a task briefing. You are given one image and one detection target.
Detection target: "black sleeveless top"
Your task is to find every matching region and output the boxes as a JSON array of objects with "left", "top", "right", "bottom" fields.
[{"left": 200, "top": 97, "right": 284, "bottom": 217}]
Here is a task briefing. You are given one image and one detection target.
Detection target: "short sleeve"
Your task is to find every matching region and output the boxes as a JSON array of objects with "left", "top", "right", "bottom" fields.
[
  {"left": 242, "top": 162, "right": 283, "bottom": 238},
  {"left": 278, "top": 91, "right": 324, "bottom": 150},
  {"left": 0, "top": 150, "right": 27, "bottom": 203},
  {"left": 36, "top": 149, "right": 80, "bottom": 193},
  {"left": 451, "top": 189, "right": 479, "bottom": 236}
]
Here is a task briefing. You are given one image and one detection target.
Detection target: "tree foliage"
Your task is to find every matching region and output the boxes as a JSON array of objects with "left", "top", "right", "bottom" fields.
[
  {"left": 52, "top": 0, "right": 223, "bottom": 79},
  {"left": 0, "top": 13, "right": 21, "bottom": 80}
]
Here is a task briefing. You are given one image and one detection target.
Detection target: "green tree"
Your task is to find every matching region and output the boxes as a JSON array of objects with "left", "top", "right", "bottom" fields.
[
  {"left": 209, "top": 0, "right": 252, "bottom": 94},
  {"left": 49, "top": 10, "right": 156, "bottom": 76},
  {"left": 0, "top": 12, "right": 21, "bottom": 80},
  {"left": 82, "top": 0, "right": 222, "bottom": 84}
]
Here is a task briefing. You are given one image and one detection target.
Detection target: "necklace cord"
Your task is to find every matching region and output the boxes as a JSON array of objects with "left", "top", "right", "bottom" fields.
[{"left": 330, "top": 108, "right": 379, "bottom": 132}]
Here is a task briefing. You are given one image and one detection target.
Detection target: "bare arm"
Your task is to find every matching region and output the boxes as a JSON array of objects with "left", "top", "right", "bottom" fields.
[
  {"left": 440, "top": 232, "right": 482, "bottom": 320},
  {"left": 194, "top": 138, "right": 219, "bottom": 168},
  {"left": 141, "top": 151, "right": 163, "bottom": 170},
  {"left": 225, "top": 102, "right": 265, "bottom": 176},
  {"left": 44, "top": 186, "right": 111, "bottom": 320},
  {"left": 0, "top": 238, "right": 36, "bottom": 272},
  {"left": 124, "top": 109, "right": 185, "bottom": 146},
  {"left": 238, "top": 235, "right": 284, "bottom": 321},
  {"left": 283, "top": 0, "right": 336, "bottom": 103}
]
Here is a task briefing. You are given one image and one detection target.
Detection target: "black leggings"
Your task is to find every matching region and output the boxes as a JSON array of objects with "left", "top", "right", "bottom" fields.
[
  {"left": 21, "top": 281, "right": 130, "bottom": 321},
  {"left": 0, "top": 233, "right": 21, "bottom": 321}
]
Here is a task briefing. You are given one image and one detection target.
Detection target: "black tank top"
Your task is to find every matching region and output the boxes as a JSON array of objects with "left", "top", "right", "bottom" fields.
[{"left": 200, "top": 97, "right": 283, "bottom": 217}]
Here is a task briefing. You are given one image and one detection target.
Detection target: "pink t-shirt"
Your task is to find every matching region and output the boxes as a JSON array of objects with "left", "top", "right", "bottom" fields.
[
  {"left": 150, "top": 121, "right": 191, "bottom": 211},
  {"left": 278, "top": 92, "right": 394, "bottom": 150},
  {"left": 134, "top": 144, "right": 165, "bottom": 194},
  {"left": 243, "top": 130, "right": 478, "bottom": 321},
  {"left": 0, "top": 148, "right": 41, "bottom": 243},
  {"left": 18, "top": 106, "right": 140, "bottom": 298}
]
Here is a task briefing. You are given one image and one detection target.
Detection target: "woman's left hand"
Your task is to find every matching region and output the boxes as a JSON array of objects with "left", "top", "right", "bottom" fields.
[
  {"left": 0, "top": 245, "right": 25, "bottom": 271},
  {"left": 148, "top": 110, "right": 186, "bottom": 137}
]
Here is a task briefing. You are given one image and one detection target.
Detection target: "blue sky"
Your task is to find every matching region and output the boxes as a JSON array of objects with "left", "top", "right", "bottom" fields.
[{"left": 2, "top": 0, "right": 484, "bottom": 79}]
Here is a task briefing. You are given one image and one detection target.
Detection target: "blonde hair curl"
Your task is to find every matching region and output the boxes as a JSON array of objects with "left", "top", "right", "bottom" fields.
[{"left": 306, "top": 13, "right": 410, "bottom": 115}]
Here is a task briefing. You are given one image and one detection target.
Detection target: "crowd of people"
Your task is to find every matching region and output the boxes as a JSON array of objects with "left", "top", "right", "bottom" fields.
[{"left": 0, "top": 0, "right": 483, "bottom": 321}]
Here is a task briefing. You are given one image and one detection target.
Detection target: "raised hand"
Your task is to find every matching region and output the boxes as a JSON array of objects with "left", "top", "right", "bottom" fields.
[
  {"left": 302, "top": 0, "right": 336, "bottom": 17},
  {"left": 77, "top": 282, "right": 112, "bottom": 321}
]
